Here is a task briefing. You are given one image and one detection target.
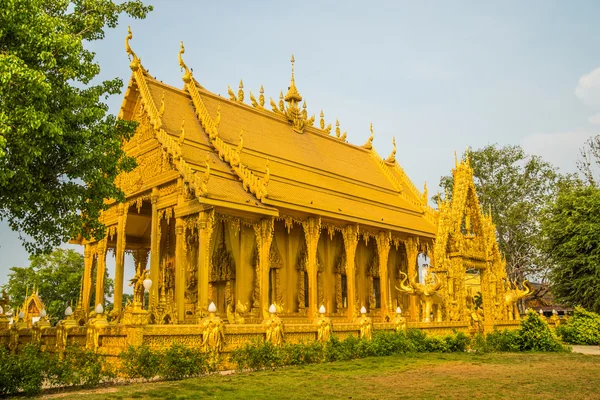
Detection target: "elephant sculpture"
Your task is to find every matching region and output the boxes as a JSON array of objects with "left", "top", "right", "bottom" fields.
[
  {"left": 504, "top": 279, "right": 532, "bottom": 320},
  {"left": 395, "top": 271, "right": 443, "bottom": 323}
]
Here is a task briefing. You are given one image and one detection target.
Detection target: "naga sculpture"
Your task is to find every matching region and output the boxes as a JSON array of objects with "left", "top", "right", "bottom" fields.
[
  {"left": 226, "top": 300, "right": 249, "bottom": 324},
  {"left": 504, "top": 279, "right": 532, "bottom": 320},
  {"left": 395, "top": 271, "right": 442, "bottom": 323}
]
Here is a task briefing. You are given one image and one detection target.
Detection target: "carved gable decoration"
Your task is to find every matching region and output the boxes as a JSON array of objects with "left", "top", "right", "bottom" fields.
[{"left": 270, "top": 236, "right": 284, "bottom": 269}]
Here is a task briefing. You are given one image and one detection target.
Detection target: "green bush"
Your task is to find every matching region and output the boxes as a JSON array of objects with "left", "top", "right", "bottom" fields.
[
  {"left": 0, "top": 344, "right": 52, "bottom": 396},
  {"left": 555, "top": 306, "right": 600, "bottom": 345},
  {"left": 444, "top": 331, "right": 471, "bottom": 352},
  {"left": 49, "top": 346, "right": 113, "bottom": 387},
  {"left": 120, "top": 345, "right": 162, "bottom": 381},
  {"left": 519, "top": 309, "right": 567, "bottom": 352},
  {"left": 161, "top": 343, "right": 208, "bottom": 381},
  {"left": 485, "top": 330, "right": 521, "bottom": 352}
]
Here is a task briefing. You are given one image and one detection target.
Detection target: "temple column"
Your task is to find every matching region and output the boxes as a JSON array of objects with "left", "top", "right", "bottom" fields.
[
  {"left": 302, "top": 217, "right": 321, "bottom": 317},
  {"left": 253, "top": 218, "right": 274, "bottom": 318},
  {"left": 376, "top": 231, "right": 391, "bottom": 318},
  {"left": 197, "top": 210, "right": 215, "bottom": 317},
  {"left": 342, "top": 224, "right": 359, "bottom": 321},
  {"left": 149, "top": 188, "right": 159, "bottom": 307},
  {"left": 94, "top": 239, "right": 107, "bottom": 308},
  {"left": 404, "top": 237, "right": 419, "bottom": 322},
  {"left": 82, "top": 245, "right": 93, "bottom": 313},
  {"left": 114, "top": 203, "right": 128, "bottom": 313},
  {"left": 175, "top": 217, "right": 185, "bottom": 322}
]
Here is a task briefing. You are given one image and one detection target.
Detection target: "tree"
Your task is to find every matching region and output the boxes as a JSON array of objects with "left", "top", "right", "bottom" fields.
[
  {"left": 577, "top": 135, "right": 600, "bottom": 186},
  {"left": 0, "top": 0, "right": 152, "bottom": 253},
  {"left": 542, "top": 184, "right": 600, "bottom": 313},
  {"left": 2, "top": 248, "right": 113, "bottom": 324},
  {"left": 435, "top": 144, "right": 561, "bottom": 282}
]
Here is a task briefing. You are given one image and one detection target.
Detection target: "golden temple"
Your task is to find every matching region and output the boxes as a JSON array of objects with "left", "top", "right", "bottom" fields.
[{"left": 0, "top": 28, "right": 530, "bottom": 359}]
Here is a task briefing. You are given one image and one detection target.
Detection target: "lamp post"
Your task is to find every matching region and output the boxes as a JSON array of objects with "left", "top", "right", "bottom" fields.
[{"left": 143, "top": 278, "right": 152, "bottom": 311}]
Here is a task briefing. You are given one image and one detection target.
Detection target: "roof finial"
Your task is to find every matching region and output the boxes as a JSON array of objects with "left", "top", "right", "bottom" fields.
[
  {"left": 259, "top": 85, "right": 265, "bottom": 107},
  {"left": 238, "top": 79, "right": 244, "bottom": 102},
  {"left": 386, "top": 137, "right": 396, "bottom": 163},
  {"left": 279, "top": 91, "right": 284, "bottom": 111},
  {"left": 320, "top": 110, "right": 325, "bottom": 130},
  {"left": 335, "top": 119, "right": 340, "bottom": 138},
  {"left": 362, "top": 123, "right": 374, "bottom": 149},
  {"left": 178, "top": 41, "right": 192, "bottom": 83},
  {"left": 284, "top": 54, "right": 302, "bottom": 103},
  {"left": 125, "top": 26, "right": 141, "bottom": 71},
  {"left": 302, "top": 101, "right": 307, "bottom": 119},
  {"left": 228, "top": 85, "right": 237, "bottom": 101},
  {"left": 454, "top": 150, "right": 458, "bottom": 168}
]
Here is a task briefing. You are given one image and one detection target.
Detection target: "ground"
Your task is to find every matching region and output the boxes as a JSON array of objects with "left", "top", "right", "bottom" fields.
[{"left": 44, "top": 352, "right": 600, "bottom": 400}]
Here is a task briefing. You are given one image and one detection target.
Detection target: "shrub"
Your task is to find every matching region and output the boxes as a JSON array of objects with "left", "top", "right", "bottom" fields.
[
  {"left": 555, "top": 306, "right": 600, "bottom": 345},
  {"left": 280, "top": 342, "right": 323, "bottom": 366},
  {"left": 52, "top": 346, "right": 113, "bottom": 387},
  {"left": 424, "top": 336, "right": 450, "bottom": 352},
  {"left": 161, "top": 343, "right": 208, "bottom": 381},
  {"left": 120, "top": 345, "right": 162, "bottom": 381},
  {"left": 444, "top": 331, "right": 471, "bottom": 352},
  {"left": 519, "top": 309, "right": 566, "bottom": 352},
  {"left": 405, "top": 329, "right": 427, "bottom": 352},
  {"left": 0, "top": 344, "right": 52, "bottom": 396},
  {"left": 485, "top": 330, "right": 521, "bottom": 352}
]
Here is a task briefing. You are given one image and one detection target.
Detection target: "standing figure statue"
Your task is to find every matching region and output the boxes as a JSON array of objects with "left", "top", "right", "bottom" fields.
[
  {"left": 264, "top": 304, "right": 284, "bottom": 346},
  {"left": 504, "top": 279, "right": 532, "bottom": 320},
  {"left": 201, "top": 303, "right": 225, "bottom": 353},
  {"left": 395, "top": 271, "right": 442, "bottom": 323},
  {"left": 129, "top": 263, "right": 149, "bottom": 308}
]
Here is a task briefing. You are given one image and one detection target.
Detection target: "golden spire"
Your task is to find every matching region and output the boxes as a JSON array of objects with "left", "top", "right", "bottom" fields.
[
  {"left": 178, "top": 118, "right": 185, "bottom": 144},
  {"left": 422, "top": 182, "right": 428, "bottom": 206},
  {"left": 386, "top": 137, "right": 396, "bottom": 163},
  {"left": 362, "top": 123, "right": 374, "bottom": 149},
  {"left": 238, "top": 79, "right": 244, "bottom": 102},
  {"left": 279, "top": 91, "right": 284, "bottom": 111},
  {"left": 284, "top": 54, "right": 302, "bottom": 103},
  {"left": 302, "top": 101, "right": 308, "bottom": 119},
  {"left": 335, "top": 119, "right": 340, "bottom": 138},
  {"left": 454, "top": 150, "right": 458, "bottom": 169},
  {"left": 259, "top": 85, "right": 265, "bottom": 107},
  {"left": 320, "top": 110, "right": 325, "bottom": 130},
  {"left": 228, "top": 85, "right": 237, "bottom": 101},
  {"left": 178, "top": 41, "right": 192, "bottom": 83},
  {"left": 125, "top": 26, "right": 140, "bottom": 70}
]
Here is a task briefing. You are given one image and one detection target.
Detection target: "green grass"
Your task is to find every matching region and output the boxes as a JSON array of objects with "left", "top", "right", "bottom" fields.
[{"left": 43, "top": 352, "right": 600, "bottom": 399}]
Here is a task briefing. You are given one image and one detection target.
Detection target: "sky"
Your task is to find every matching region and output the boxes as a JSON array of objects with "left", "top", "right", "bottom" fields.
[{"left": 2, "top": 0, "right": 600, "bottom": 288}]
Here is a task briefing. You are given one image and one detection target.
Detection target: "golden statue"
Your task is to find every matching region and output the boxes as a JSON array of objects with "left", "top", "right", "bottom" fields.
[
  {"left": 504, "top": 279, "right": 532, "bottom": 320},
  {"left": 393, "top": 307, "right": 407, "bottom": 333},
  {"left": 226, "top": 300, "right": 248, "bottom": 324},
  {"left": 358, "top": 306, "right": 372, "bottom": 340},
  {"left": 264, "top": 304, "right": 284, "bottom": 346},
  {"left": 396, "top": 271, "right": 442, "bottom": 323},
  {"left": 315, "top": 305, "right": 332, "bottom": 342},
  {"left": 129, "top": 263, "right": 149, "bottom": 309},
  {"left": 201, "top": 302, "right": 225, "bottom": 353}
]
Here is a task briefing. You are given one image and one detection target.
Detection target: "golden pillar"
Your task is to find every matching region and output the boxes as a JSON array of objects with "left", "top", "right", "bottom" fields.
[
  {"left": 404, "top": 237, "right": 419, "bottom": 322},
  {"left": 342, "top": 224, "right": 359, "bottom": 321},
  {"left": 197, "top": 210, "right": 214, "bottom": 316},
  {"left": 175, "top": 217, "right": 185, "bottom": 322},
  {"left": 82, "top": 244, "right": 93, "bottom": 313},
  {"left": 302, "top": 217, "right": 321, "bottom": 317},
  {"left": 376, "top": 231, "right": 391, "bottom": 317},
  {"left": 253, "top": 218, "right": 274, "bottom": 318},
  {"left": 149, "top": 188, "right": 159, "bottom": 307},
  {"left": 94, "top": 239, "right": 107, "bottom": 308},
  {"left": 114, "top": 203, "right": 128, "bottom": 313}
]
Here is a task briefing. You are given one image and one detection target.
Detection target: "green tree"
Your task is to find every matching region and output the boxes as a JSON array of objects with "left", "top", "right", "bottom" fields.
[
  {"left": 2, "top": 248, "right": 113, "bottom": 323},
  {"left": 436, "top": 144, "right": 561, "bottom": 282},
  {"left": 542, "top": 183, "right": 600, "bottom": 313},
  {"left": 0, "top": 0, "right": 152, "bottom": 253}
]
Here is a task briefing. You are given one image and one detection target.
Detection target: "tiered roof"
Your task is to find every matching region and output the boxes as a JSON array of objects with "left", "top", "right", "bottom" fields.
[{"left": 119, "top": 29, "right": 437, "bottom": 237}]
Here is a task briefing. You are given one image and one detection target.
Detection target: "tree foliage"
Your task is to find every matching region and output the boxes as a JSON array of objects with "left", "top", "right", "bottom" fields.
[
  {"left": 436, "top": 144, "right": 561, "bottom": 281},
  {"left": 542, "top": 183, "right": 600, "bottom": 313},
  {"left": 2, "top": 248, "right": 113, "bottom": 323},
  {"left": 0, "top": 0, "right": 152, "bottom": 253}
]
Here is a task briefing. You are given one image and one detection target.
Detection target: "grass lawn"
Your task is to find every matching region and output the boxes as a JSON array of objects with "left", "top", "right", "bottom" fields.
[{"left": 45, "top": 352, "right": 600, "bottom": 400}]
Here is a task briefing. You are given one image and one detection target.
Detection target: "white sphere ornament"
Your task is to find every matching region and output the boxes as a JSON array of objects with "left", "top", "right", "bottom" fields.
[
  {"left": 269, "top": 304, "right": 277, "bottom": 314},
  {"left": 319, "top": 305, "right": 326, "bottom": 314},
  {"left": 143, "top": 278, "right": 153, "bottom": 292},
  {"left": 39, "top": 309, "right": 47, "bottom": 318},
  {"left": 360, "top": 306, "right": 367, "bottom": 314},
  {"left": 396, "top": 307, "right": 402, "bottom": 314},
  {"left": 539, "top": 309, "right": 543, "bottom": 315},
  {"left": 95, "top": 304, "right": 104, "bottom": 314},
  {"left": 64, "top": 306, "right": 73, "bottom": 316},
  {"left": 18, "top": 311, "right": 24, "bottom": 319},
  {"left": 208, "top": 302, "right": 217, "bottom": 313}
]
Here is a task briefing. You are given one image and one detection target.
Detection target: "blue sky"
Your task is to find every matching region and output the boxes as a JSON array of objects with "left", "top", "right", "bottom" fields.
[{"left": 2, "top": 0, "right": 600, "bottom": 287}]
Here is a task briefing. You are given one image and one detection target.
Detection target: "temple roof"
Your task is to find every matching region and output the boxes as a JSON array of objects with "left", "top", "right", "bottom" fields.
[{"left": 120, "top": 31, "right": 437, "bottom": 237}]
